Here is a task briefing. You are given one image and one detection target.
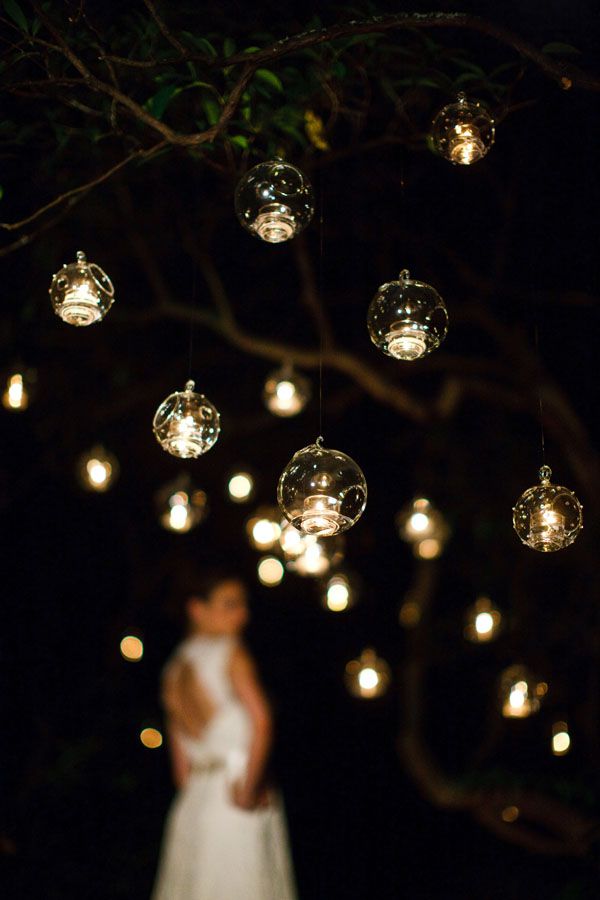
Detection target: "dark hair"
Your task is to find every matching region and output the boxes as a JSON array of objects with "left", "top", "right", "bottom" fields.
[{"left": 166, "top": 561, "right": 244, "bottom": 626}]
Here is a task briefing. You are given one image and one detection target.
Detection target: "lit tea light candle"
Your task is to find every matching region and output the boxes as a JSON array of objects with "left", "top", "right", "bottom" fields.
[
  {"left": 448, "top": 124, "right": 485, "bottom": 165},
  {"left": 301, "top": 494, "right": 342, "bottom": 536},
  {"left": 386, "top": 323, "right": 429, "bottom": 361},
  {"left": 529, "top": 506, "right": 566, "bottom": 551}
]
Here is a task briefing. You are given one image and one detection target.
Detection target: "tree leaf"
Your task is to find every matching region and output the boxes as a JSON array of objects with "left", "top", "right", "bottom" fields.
[
  {"left": 255, "top": 68, "right": 283, "bottom": 92},
  {"left": 202, "top": 97, "right": 220, "bottom": 125},
  {"left": 223, "top": 37, "right": 236, "bottom": 58},
  {"left": 147, "top": 84, "right": 178, "bottom": 120},
  {"left": 228, "top": 134, "right": 249, "bottom": 149},
  {"left": 180, "top": 32, "right": 218, "bottom": 57},
  {"left": 3, "top": 0, "right": 29, "bottom": 33},
  {"left": 542, "top": 42, "right": 581, "bottom": 57}
]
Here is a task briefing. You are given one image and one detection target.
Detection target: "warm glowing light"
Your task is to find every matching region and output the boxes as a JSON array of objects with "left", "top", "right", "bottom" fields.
[
  {"left": 228, "top": 472, "right": 254, "bottom": 502},
  {"left": 2, "top": 373, "right": 29, "bottom": 411},
  {"left": 431, "top": 93, "right": 495, "bottom": 166},
  {"left": 278, "top": 439, "right": 367, "bottom": 537},
  {"left": 263, "top": 366, "right": 311, "bottom": 417},
  {"left": 50, "top": 250, "right": 115, "bottom": 326},
  {"left": 78, "top": 446, "right": 118, "bottom": 493},
  {"left": 140, "top": 727, "right": 163, "bottom": 749},
  {"left": 158, "top": 476, "right": 208, "bottom": 533},
  {"left": 368, "top": 270, "right": 448, "bottom": 361},
  {"left": 324, "top": 574, "right": 354, "bottom": 612},
  {"left": 552, "top": 722, "right": 571, "bottom": 756},
  {"left": 464, "top": 596, "right": 502, "bottom": 644},
  {"left": 246, "top": 508, "right": 282, "bottom": 550},
  {"left": 399, "top": 600, "right": 421, "bottom": 628},
  {"left": 294, "top": 538, "right": 330, "bottom": 576},
  {"left": 235, "top": 160, "right": 315, "bottom": 243},
  {"left": 500, "top": 665, "right": 545, "bottom": 718},
  {"left": 120, "top": 635, "right": 144, "bottom": 662},
  {"left": 253, "top": 518, "right": 281, "bottom": 547},
  {"left": 345, "top": 648, "right": 391, "bottom": 699},
  {"left": 414, "top": 538, "right": 442, "bottom": 560},
  {"left": 397, "top": 497, "right": 449, "bottom": 553},
  {"left": 280, "top": 521, "right": 305, "bottom": 557},
  {"left": 153, "top": 380, "right": 220, "bottom": 459},
  {"left": 358, "top": 667, "right": 379, "bottom": 691},
  {"left": 257, "top": 556, "right": 284, "bottom": 586},
  {"left": 513, "top": 466, "right": 582, "bottom": 552},
  {"left": 501, "top": 806, "right": 519, "bottom": 823}
]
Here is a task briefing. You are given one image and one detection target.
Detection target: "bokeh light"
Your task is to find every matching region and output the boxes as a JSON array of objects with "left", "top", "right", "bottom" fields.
[
  {"left": 140, "top": 727, "right": 163, "bottom": 749},
  {"left": 120, "top": 635, "right": 144, "bottom": 662},
  {"left": 257, "top": 556, "right": 285, "bottom": 586}
]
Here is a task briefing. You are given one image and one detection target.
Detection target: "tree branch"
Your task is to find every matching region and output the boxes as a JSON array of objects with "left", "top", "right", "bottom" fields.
[
  {"left": 142, "top": 0, "right": 189, "bottom": 58},
  {"left": 0, "top": 142, "right": 166, "bottom": 232}
]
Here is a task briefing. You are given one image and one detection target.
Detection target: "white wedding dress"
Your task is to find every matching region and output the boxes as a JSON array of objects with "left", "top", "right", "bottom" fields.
[{"left": 152, "top": 634, "right": 298, "bottom": 900}]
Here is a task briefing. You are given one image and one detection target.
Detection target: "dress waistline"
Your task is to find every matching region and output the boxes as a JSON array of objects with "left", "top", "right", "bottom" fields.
[{"left": 190, "top": 758, "right": 226, "bottom": 774}]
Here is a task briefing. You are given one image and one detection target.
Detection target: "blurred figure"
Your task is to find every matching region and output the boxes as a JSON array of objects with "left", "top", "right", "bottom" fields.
[{"left": 152, "top": 571, "right": 297, "bottom": 899}]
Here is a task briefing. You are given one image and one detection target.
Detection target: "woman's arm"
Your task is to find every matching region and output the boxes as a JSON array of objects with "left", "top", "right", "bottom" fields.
[
  {"left": 230, "top": 644, "right": 273, "bottom": 809},
  {"left": 166, "top": 721, "right": 191, "bottom": 790}
]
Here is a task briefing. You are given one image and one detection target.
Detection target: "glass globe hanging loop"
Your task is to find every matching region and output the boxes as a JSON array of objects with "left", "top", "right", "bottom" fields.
[
  {"left": 367, "top": 269, "right": 448, "bottom": 361},
  {"left": 153, "top": 379, "right": 221, "bottom": 459},
  {"left": 277, "top": 438, "right": 367, "bottom": 538},
  {"left": 50, "top": 250, "right": 115, "bottom": 327},
  {"left": 513, "top": 466, "right": 583, "bottom": 552},
  {"left": 235, "top": 160, "right": 315, "bottom": 243},
  {"left": 263, "top": 364, "right": 311, "bottom": 417},
  {"left": 431, "top": 92, "right": 495, "bottom": 166}
]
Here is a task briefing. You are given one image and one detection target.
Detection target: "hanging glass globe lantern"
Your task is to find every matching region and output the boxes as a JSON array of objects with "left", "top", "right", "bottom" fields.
[
  {"left": 513, "top": 465, "right": 583, "bottom": 552},
  {"left": 500, "top": 664, "right": 547, "bottom": 719},
  {"left": 367, "top": 269, "right": 448, "bottom": 361},
  {"left": 235, "top": 160, "right": 315, "bottom": 243},
  {"left": 345, "top": 648, "right": 391, "bottom": 699},
  {"left": 321, "top": 571, "right": 356, "bottom": 612},
  {"left": 277, "top": 438, "right": 367, "bottom": 537},
  {"left": 396, "top": 497, "right": 450, "bottom": 556},
  {"left": 246, "top": 506, "right": 282, "bottom": 551},
  {"left": 153, "top": 380, "right": 220, "bottom": 459},
  {"left": 77, "top": 445, "right": 119, "bottom": 492},
  {"left": 156, "top": 474, "right": 208, "bottom": 533},
  {"left": 431, "top": 92, "right": 495, "bottom": 166},
  {"left": 464, "top": 595, "right": 502, "bottom": 643},
  {"left": 50, "top": 250, "right": 115, "bottom": 326},
  {"left": 263, "top": 364, "right": 311, "bottom": 417}
]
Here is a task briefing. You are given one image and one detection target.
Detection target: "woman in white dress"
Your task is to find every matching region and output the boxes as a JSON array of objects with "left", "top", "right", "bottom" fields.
[{"left": 152, "top": 572, "right": 297, "bottom": 900}]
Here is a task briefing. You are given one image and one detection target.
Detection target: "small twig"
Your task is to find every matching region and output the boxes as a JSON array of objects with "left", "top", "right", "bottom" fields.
[
  {"left": 0, "top": 142, "right": 166, "bottom": 231},
  {"left": 142, "top": 0, "right": 189, "bottom": 59}
]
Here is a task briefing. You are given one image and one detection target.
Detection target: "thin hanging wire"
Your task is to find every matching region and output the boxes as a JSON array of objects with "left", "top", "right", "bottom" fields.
[
  {"left": 187, "top": 260, "right": 198, "bottom": 381},
  {"left": 317, "top": 173, "right": 325, "bottom": 442},
  {"left": 533, "top": 318, "right": 546, "bottom": 468}
]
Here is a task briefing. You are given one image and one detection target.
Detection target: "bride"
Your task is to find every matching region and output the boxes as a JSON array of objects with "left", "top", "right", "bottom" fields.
[{"left": 152, "top": 571, "right": 297, "bottom": 899}]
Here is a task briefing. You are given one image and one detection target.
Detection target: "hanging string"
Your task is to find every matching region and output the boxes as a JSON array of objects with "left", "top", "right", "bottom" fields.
[
  {"left": 318, "top": 172, "right": 325, "bottom": 441},
  {"left": 187, "top": 259, "right": 198, "bottom": 380},
  {"left": 533, "top": 318, "right": 546, "bottom": 467}
]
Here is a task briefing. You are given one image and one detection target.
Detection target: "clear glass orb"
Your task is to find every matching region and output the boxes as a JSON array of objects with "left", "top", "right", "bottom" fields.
[
  {"left": 235, "top": 160, "right": 315, "bottom": 243},
  {"left": 322, "top": 572, "right": 356, "bottom": 613},
  {"left": 263, "top": 365, "right": 311, "bottom": 417},
  {"left": 77, "top": 445, "right": 119, "bottom": 493},
  {"left": 345, "top": 648, "right": 391, "bottom": 699},
  {"left": 120, "top": 634, "right": 144, "bottom": 662},
  {"left": 50, "top": 250, "right": 115, "bottom": 326},
  {"left": 246, "top": 506, "right": 282, "bottom": 551},
  {"left": 153, "top": 380, "right": 220, "bottom": 459},
  {"left": 156, "top": 474, "right": 208, "bottom": 533},
  {"left": 227, "top": 471, "right": 254, "bottom": 503},
  {"left": 513, "top": 465, "right": 583, "bottom": 552},
  {"left": 552, "top": 721, "right": 571, "bottom": 756},
  {"left": 464, "top": 595, "right": 502, "bottom": 643},
  {"left": 368, "top": 270, "right": 448, "bottom": 361},
  {"left": 500, "top": 664, "right": 547, "bottom": 719},
  {"left": 431, "top": 92, "right": 495, "bottom": 166},
  {"left": 257, "top": 555, "right": 285, "bottom": 587},
  {"left": 396, "top": 497, "right": 450, "bottom": 550},
  {"left": 277, "top": 438, "right": 367, "bottom": 537}
]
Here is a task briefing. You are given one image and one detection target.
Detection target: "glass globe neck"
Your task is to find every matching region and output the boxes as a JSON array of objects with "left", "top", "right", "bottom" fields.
[
  {"left": 539, "top": 465, "right": 552, "bottom": 485},
  {"left": 76, "top": 250, "right": 87, "bottom": 264},
  {"left": 456, "top": 91, "right": 467, "bottom": 105},
  {"left": 398, "top": 268, "right": 410, "bottom": 283},
  {"left": 184, "top": 379, "right": 196, "bottom": 393}
]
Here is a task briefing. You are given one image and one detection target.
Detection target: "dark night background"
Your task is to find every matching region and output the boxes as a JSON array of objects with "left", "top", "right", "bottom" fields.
[{"left": 1, "top": 1, "right": 600, "bottom": 898}]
